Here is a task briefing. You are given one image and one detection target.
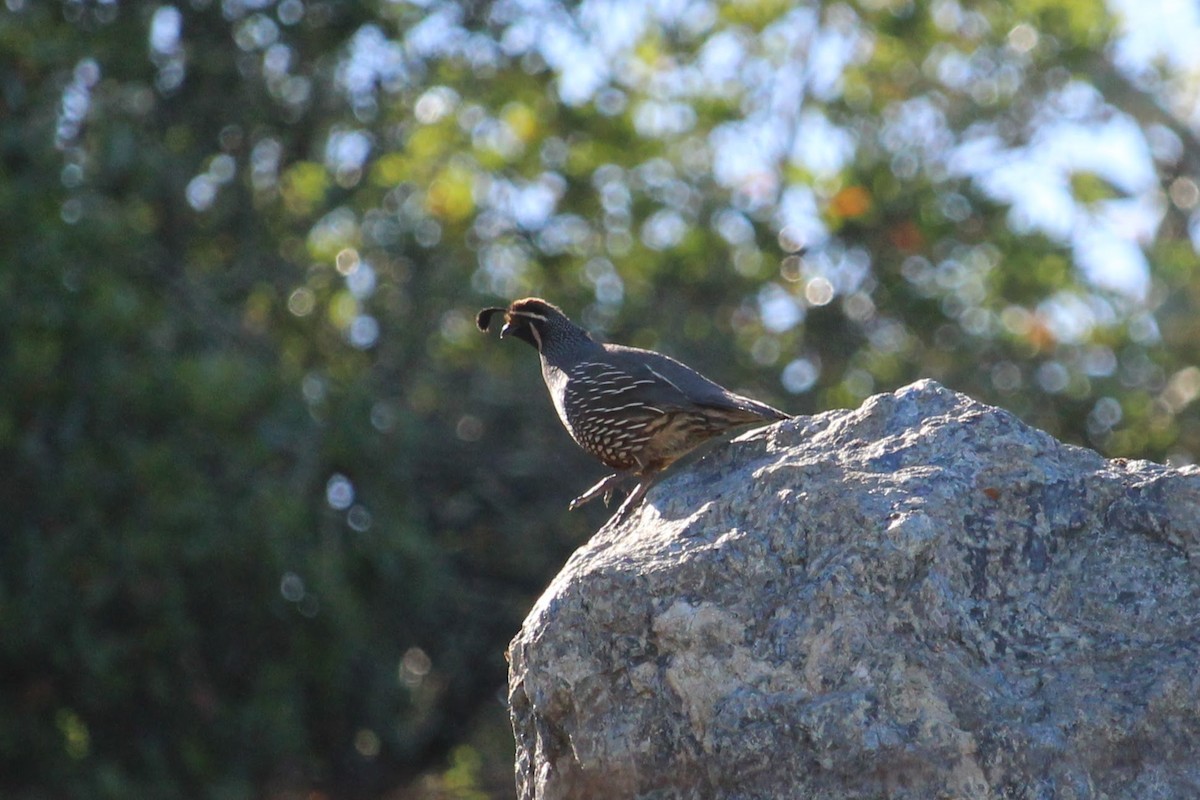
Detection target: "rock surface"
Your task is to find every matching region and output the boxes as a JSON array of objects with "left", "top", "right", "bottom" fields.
[{"left": 507, "top": 380, "right": 1200, "bottom": 800}]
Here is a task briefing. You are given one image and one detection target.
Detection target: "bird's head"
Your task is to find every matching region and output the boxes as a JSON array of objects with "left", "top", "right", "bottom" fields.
[{"left": 476, "top": 297, "right": 571, "bottom": 352}]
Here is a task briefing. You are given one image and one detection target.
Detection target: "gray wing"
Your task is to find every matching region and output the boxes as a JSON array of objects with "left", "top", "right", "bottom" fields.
[{"left": 602, "top": 344, "right": 789, "bottom": 420}]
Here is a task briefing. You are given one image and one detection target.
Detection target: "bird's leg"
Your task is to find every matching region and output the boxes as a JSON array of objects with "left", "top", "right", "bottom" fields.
[
  {"left": 609, "top": 457, "right": 658, "bottom": 518},
  {"left": 569, "top": 472, "right": 631, "bottom": 510},
  {"left": 612, "top": 478, "right": 652, "bottom": 518}
]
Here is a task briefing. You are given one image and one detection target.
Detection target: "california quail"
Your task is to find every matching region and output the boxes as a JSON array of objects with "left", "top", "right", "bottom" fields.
[{"left": 477, "top": 297, "right": 790, "bottom": 513}]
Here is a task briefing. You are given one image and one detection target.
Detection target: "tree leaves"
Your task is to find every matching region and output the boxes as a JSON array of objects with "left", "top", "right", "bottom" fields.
[{"left": 2, "top": 0, "right": 1198, "bottom": 797}]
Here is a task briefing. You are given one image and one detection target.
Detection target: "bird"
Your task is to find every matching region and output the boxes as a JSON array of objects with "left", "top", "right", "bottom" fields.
[{"left": 477, "top": 297, "right": 791, "bottom": 514}]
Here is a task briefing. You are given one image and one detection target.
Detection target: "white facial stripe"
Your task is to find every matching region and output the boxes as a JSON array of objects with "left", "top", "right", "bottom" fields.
[
  {"left": 509, "top": 310, "right": 549, "bottom": 323},
  {"left": 507, "top": 309, "right": 549, "bottom": 350}
]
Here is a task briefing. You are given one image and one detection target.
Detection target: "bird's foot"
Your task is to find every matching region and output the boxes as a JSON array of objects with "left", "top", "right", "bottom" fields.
[
  {"left": 569, "top": 473, "right": 631, "bottom": 510},
  {"left": 570, "top": 473, "right": 656, "bottom": 519}
]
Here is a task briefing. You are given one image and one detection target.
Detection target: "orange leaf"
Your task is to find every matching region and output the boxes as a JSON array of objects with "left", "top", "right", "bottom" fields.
[{"left": 830, "top": 185, "right": 872, "bottom": 219}]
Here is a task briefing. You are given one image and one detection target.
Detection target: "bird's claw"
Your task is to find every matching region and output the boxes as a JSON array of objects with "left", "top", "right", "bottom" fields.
[
  {"left": 569, "top": 472, "right": 632, "bottom": 511},
  {"left": 569, "top": 473, "right": 654, "bottom": 522}
]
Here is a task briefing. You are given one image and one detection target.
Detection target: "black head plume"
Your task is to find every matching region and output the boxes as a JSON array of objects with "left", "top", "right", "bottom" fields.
[
  {"left": 476, "top": 307, "right": 506, "bottom": 332},
  {"left": 476, "top": 297, "right": 576, "bottom": 351}
]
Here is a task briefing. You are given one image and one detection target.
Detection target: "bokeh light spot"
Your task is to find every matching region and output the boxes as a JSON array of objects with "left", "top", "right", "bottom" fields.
[
  {"left": 280, "top": 572, "right": 305, "bottom": 603},
  {"left": 287, "top": 287, "right": 316, "bottom": 316},
  {"left": 326, "top": 473, "right": 354, "bottom": 510},
  {"left": 991, "top": 361, "right": 1022, "bottom": 393},
  {"left": 782, "top": 357, "right": 819, "bottom": 394},
  {"left": 1036, "top": 361, "right": 1070, "bottom": 393},
  {"left": 354, "top": 729, "right": 381, "bottom": 759},
  {"left": 347, "top": 504, "right": 373, "bottom": 532},
  {"left": 804, "top": 276, "right": 834, "bottom": 306},
  {"left": 399, "top": 647, "right": 432, "bottom": 688},
  {"left": 1168, "top": 177, "right": 1198, "bottom": 210},
  {"left": 456, "top": 415, "right": 484, "bottom": 442},
  {"left": 348, "top": 315, "right": 379, "bottom": 348},
  {"left": 1007, "top": 23, "right": 1038, "bottom": 53},
  {"left": 777, "top": 226, "right": 806, "bottom": 253}
]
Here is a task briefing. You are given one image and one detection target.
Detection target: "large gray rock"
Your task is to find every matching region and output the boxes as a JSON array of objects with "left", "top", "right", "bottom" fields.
[{"left": 508, "top": 380, "right": 1200, "bottom": 800}]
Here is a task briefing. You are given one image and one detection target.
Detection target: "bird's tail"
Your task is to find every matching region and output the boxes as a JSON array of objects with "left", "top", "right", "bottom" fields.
[{"left": 716, "top": 393, "right": 792, "bottom": 423}]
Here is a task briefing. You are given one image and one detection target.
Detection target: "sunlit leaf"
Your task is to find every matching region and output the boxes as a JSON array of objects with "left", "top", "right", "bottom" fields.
[
  {"left": 371, "top": 152, "right": 411, "bottom": 186},
  {"left": 281, "top": 161, "right": 329, "bottom": 217},
  {"left": 425, "top": 164, "right": 475, "bottom": 221},
  {"left": 1069, "top": 171, "right": 1124, "bottom": 204}
]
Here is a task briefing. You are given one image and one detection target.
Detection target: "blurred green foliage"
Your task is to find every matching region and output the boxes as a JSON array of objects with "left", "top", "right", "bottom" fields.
[{"left": 1, "top": 0, "right": 1197, "bottom": 798}]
